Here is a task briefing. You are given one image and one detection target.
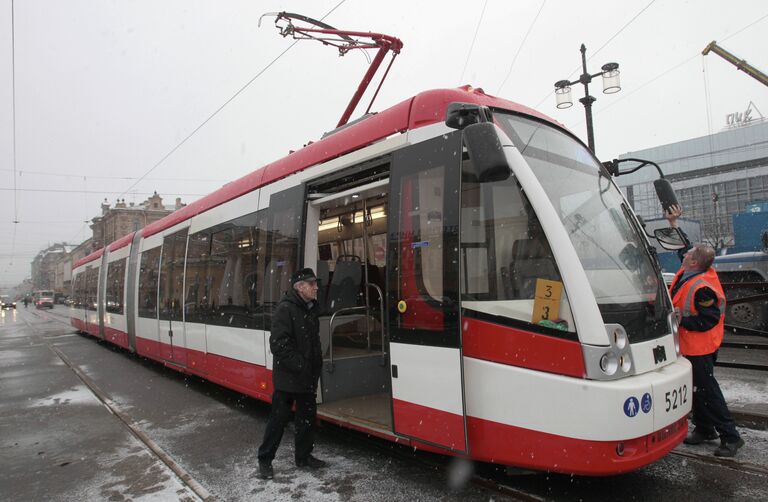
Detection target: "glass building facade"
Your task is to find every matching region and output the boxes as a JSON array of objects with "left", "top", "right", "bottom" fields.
[{"left": 616, "top": 119, "right": 768, "bottom": 251}]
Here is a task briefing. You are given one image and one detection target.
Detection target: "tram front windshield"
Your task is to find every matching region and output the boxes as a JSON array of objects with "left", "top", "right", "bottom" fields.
[{"left": 496, "top": 113, "right": 671, "bottom": 343}]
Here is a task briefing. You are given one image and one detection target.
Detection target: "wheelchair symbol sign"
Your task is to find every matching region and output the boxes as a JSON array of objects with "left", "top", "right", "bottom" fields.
[{"left": 641, "top": 393, "right": 652, "bottom": 413}]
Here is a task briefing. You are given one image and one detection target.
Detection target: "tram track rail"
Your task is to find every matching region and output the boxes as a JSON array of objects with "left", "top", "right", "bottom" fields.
[
  {"left": 669, "top": 449, "right": 768, "bottom": 477},
  {"left": 19, "top": 312, "right": 214, "bottom": 502},
  {"left": 328, "top": 418, "right": 768, "bottom": 501}
]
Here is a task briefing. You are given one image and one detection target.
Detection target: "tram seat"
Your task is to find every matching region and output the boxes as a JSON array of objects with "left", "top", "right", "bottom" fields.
[
  {"left": 320, "top": 255, "right": 364, "bottom": 357},
  {"left": 509, "top": 238, "right": 560, "bottom": 298},
  {"left": 326, "top": 255, "right": 363, "bottom": 313},
  {"left": 316, "top": 260, "right": 330, "bottom": 313}
]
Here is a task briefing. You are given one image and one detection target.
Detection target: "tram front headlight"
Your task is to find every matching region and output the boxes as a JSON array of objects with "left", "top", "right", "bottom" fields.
[
  {"left": 619, "top": 354, "right": 632, "bottom": 373},
  {"left": 599, "top": 351, "right": 619, "bottom": 376},
  {"left": 612, "top": 327, "right": 628, "bottom": 350}
]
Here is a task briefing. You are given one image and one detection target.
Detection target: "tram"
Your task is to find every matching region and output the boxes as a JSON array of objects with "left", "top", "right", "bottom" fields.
[{"left": 70, "top": 86, "right": 691, "bottom": 475}]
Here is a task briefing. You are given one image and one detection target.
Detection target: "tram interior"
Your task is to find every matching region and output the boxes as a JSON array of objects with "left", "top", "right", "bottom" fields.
[{"left": 312, "top": 188, "right": 393, "bottom": 431}]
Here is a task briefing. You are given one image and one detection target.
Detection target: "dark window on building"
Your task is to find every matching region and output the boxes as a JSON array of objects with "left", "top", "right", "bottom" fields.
[
  {"left": 106, "top": 258, "right": 127, "bottom": 315},
  {"left": 138, "top": 247, "right": 161, "bottom": 318}
]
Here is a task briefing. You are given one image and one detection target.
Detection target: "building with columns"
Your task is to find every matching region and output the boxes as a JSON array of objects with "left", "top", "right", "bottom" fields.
[{"left": 90, "top": 192, "right": 185, "bottom": 250}]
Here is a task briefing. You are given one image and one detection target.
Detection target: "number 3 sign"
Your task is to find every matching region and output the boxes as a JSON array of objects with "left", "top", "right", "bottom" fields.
[{"left": 532, "top": 279, "right": 563, "bottom": 324}]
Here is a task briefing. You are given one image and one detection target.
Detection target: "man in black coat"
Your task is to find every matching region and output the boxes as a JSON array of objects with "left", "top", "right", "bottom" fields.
[{"left": 257, "top": 268, "right": 326, "bottom": 479}]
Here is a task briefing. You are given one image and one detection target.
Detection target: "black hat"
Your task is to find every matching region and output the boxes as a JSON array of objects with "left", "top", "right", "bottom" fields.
[{"left": 291, "top": 267, "right": 317, "bottom": 286}]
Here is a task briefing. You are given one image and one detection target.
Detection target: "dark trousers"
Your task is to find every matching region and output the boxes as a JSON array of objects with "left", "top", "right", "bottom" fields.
[
  {"left": 257, "top": 390, "right": 317, "bottom": 464},
  {"left": 688, "top": 352, "right": 740, "bottom": 443}
]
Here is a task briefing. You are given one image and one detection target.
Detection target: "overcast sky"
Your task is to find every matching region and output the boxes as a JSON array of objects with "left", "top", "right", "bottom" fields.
[{"left": 1, "top": 0, "right": 767, "bottom": 289}]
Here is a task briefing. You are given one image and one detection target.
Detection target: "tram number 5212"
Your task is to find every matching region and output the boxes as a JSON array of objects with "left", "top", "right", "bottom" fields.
[{"left": 665, "top": 385, "right": 688, "bottom": 412}]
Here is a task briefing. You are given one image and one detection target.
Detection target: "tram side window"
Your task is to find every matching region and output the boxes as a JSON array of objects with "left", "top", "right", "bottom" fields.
[
  {"left": 460, "top": 156, "right": 571, "bottom": 331},
  {"left": 399, "top": 167, "right": 448, "bottom": 301},
  {"left": 78, "top": 272, "right": 87, "bottom": 308},
  {"left": 184, "top": 231, "right": 210, "bottom": 324},
  {"left": 205, "top": 210, "right": 267, "bottom": 330},
  {"left": 264, "top": 186, "right": 304, "bottom": 327},
  {"left": 85, "top": 267, "right": 98, "bottom": 311},
  {"left": 159, "top": 230, "right": 188, "bottom": 322},
  {"left": 106, "top": 259, "right": 127, "bottom": 315},
  {"left": 72, "top": 273, "right": 84, "bottom": 308},
  {"left": 138, "top": 247, "right": 161, "bottom": 318}
]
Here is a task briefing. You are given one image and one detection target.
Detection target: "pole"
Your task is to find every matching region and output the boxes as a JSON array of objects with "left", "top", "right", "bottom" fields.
[{"left": 579, "top": 44, "right": 596, "bottom": 153}]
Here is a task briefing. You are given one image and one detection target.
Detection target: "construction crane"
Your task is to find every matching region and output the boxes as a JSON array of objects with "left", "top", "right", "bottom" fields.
[{"left": 702, "top": 41, "right": 768, "bottom": 87}]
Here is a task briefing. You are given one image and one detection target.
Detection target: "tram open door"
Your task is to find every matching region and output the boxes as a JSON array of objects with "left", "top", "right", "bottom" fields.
[{"left": 387, "top": 131, "right": 468, "bottom": 453}]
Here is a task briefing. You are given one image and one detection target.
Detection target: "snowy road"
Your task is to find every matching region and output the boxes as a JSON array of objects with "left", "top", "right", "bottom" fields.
[{"left": 2, "top": 306, "right": 767, "bottom": 501}]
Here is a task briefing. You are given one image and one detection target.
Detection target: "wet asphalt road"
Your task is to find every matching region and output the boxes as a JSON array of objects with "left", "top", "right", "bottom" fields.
[{"left": 1, "top": 306, "right": 767, "bottom": 501}]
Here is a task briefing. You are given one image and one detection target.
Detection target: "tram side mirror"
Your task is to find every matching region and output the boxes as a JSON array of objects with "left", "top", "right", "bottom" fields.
[
  {"left": 654, "top": 227, "right": 687, "bottom": 251},
  {"left": 462, "top": 122, "right": 511, "bottom": 183},
  {"left": 653, "top": 178, "right": 679, "bottom": 212}
]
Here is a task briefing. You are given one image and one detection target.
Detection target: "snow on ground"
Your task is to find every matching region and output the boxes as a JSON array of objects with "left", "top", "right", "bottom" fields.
[
  {"left": 57, "top": 443, "right": 201, "bottom": 502},
  {"left": 27, "top": 385, "right": 102, "bottom": 408},
  {"left": 719, "top": 376, "right": 768, "bottom": 406}
]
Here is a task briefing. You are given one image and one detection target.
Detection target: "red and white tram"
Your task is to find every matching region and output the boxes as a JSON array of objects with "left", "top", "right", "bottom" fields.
[{"left": 70, "top": 86, "right": 691, "bottom": 475}]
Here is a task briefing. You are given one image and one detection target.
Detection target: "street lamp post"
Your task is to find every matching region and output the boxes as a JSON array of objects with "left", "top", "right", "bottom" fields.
[{"left": 554, "top": 44, "right": 621, "bottom": 153}]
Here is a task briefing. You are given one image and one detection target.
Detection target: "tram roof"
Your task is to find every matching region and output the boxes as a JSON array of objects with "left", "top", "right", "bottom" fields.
[
  {"left": 138, "top": 86, "right": 560, "bottom": 239},
  {"left": 83, "top": 87, "right": 561, "bottom": 257},
  {"left": 107, "top": 232, "right": 136, "bottom": 252},
  {"left": 73, "top": 247, "right": 105, "bottom": 269}
]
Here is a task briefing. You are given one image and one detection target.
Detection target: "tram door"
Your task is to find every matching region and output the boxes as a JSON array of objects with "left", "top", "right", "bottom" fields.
[
  {"left": 387, "top": 131, "right": 468, "bottom": 453},
  {"left": 158, "top": 229, "right": 188, "bottom": 367}
]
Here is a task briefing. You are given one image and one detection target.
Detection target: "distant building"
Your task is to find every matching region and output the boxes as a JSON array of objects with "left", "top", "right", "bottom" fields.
[
  {"left": 29, "top": 192, "right": 185, "bottom": 295},
  {"left": 54, "top": 244, "right": 78, "bottom": 296},
  {"left": 69, "top": 238, "right": 93, "bottom": 266},
  {"left": 90, "top": 192, "right": 185, "bottom": 250},
  {"left": 31, "top": 243, "right": 73, "bottom": 292},
  {"left": 616, "top": 116, "right": 768, "bottom": 252}
]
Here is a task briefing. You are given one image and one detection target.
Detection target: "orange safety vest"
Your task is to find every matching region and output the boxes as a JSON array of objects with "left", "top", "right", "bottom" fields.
[{"left": 669, "top": 267, "right": 726, "bottom": 356}]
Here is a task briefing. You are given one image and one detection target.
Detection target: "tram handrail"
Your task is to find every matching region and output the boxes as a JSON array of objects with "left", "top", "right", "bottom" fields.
[
  {"left": 366, "top": 283, "right": 386, "bottom": 365},
  {"left": 328, "top": 306, "right": 367, "bottom": 371},
  {"left": 326, "top": 282, "right": 386, "bottom": 371}
]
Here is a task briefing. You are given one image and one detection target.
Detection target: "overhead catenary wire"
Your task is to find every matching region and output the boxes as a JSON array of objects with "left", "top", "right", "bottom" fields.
[
  {"left": 496, "top": 0, "right": 546, "bottom": 95},
  {"left": 592, "top": 12, "right": 768, "bottom": 118},
  {"left": 116, "top": 0, "right": 348, "bottom": 201},
  {"left": 458, "top": 0, "right": 489, "bottom": 85},
  {"left": 7, "top": 0, "right": 18, "bottom": 278},
  {"left": 534, "top": 0, "right": 658, "bottom": 109},
  {"left": 0, "top": 187, "right": 207, "bottom": 197},
  {"left": 0, "top": 168, "right": 229, "bottom": 183}
]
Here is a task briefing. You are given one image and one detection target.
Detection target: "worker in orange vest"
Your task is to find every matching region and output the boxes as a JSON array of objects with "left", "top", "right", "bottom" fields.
[{"left": 665, "top": 205, "right": 744, "bottom": 457}]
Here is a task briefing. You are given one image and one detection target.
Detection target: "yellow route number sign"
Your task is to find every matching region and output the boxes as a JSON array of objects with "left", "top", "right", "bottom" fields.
[{"left": 532, "top": 279, "right": 563, "bottom": 323}]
